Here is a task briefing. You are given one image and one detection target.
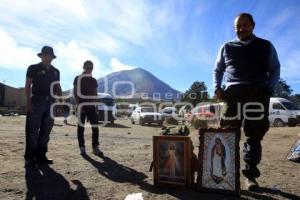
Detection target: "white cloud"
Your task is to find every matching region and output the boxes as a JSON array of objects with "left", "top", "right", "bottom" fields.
[
  {"left": 0, "top": 28, "right": 39, "bottom": 69},
  {"left": 0, "top": 0, "right": 87, "bottom": 19},
  {"left": 110, "top": 58, "right": 136, "bottom": 72},
  {"left": 262, "top": 9, "right": 300, "bottom": 84},
  {"left": 53, "top": 41, "right": 106, "bottom": 89},
  {"left": 56, "top": 0, "right": 88, "bottom": 19},
  {"left": 0, "top": 27, "right": 104, "bottom": 76},
  {"left": 3, "top": 0, "right": 299, "bottom": 93},
  {"left": 84, "top": 0, "right": 154, "bottom": 48},
  {"left": 265, "top": 10, "right": 292, "bottom": 37},
  {"left": 78, "top": 31, "right": 121, "bottom": 54},
  {"left": 0, "top": 28, "right": 106, "bottom": 90},
  {"left": 0, "top": 0, "right": 156, "bottom": 56},
  {"left": 0, "top": 0, "right": 193, "bottom": 70}
]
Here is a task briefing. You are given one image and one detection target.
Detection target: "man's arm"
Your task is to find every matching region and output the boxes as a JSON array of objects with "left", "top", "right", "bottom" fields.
[
  {"left": 54, "top": 70, "right": 63, "bottom": 100},
  {"left": 25, "top": 77, "right": 33, "bottom": 112},
  {"left": 92, "top": 78, "right": 98, "bottom": 102},
  {"left": 55, "top": 84, "right": 63, "bottom": 101},
  {"left": 213, "top": 45, "right": 226, "bottom": 99},
  {"left": 73, "top": 84, "right": 79, "bottom": 105},
  {"left": 267, "top": 43, "right": 280, "bottom": 95},
  {"left": 73, "top": 76, "right": 80, "bottom": 105}
]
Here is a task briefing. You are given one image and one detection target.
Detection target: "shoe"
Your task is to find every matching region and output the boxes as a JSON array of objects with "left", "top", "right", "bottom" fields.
[
  {"left": 93, "top": 147, "right": 103, "bottom": 156},
  {"left": 80, "top": 146, "right": 86, "bottom": 155},
  {"left": 245, "top": 178, "right": 259, "bottom": 191},
  {"left": 36, "top": 155, "right": 53, "bottom": 165}
]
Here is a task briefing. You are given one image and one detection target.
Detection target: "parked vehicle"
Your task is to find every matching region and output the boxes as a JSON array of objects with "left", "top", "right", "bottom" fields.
[
  {"left": 160, "top": 107, "right": 178, "bottom": 118},
  {"left": 130, "top": 106, "right": 163, "bottom": 126},
  {"left": 181, "top": 98, "right": 300, "bottom": 128},
  {"left": 185, "top": 103, "right": 223, "bottom": 126},
  {"left": 269, "top": 97, "right": 300, "bottom": 127},
  {"left": 97, "top": 93, "right": 116, "bottom": 124},
  {"left": 127, "top": 103, "right": 138, "bottom": 117},
  {"left": 178, "top": 105, "right": 192, "bottom": 117}
]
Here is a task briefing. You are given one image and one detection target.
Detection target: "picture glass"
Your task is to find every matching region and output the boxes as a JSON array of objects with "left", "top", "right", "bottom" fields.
[
  {"left": 201, "top": 131, "right": 236, "bottom": 191},
  {"left": 157, "top": 140, "right": 185, "bottom": 184}
]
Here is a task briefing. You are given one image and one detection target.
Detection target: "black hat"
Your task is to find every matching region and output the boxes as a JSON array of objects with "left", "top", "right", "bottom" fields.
[{"left": 37, "top": 46, "right": 56, "bottom": 58}]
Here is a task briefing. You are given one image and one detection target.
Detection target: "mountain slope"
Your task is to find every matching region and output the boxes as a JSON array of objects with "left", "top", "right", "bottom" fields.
[{"left": 97, "top": 68, "right": 181, "bottom": 100}]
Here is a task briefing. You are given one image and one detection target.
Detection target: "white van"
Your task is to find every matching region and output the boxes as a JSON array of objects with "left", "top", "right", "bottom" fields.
[
  {"left": 128, "top": 104, "right": 138, "bottom": 117},
  {"left": 97, "top": 93, "right": 116, "bottom": 124},
  {"left": 269, "top": 97, "right": 300, "bottom": 127}
]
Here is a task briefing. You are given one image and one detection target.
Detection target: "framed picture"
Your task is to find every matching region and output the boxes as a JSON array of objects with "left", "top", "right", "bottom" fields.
[
  {"left": 286, "top": 133, "right": 300, "bottom": 162},
  {"left": 197, "top": 128, "right": 240, "bottom": 196},
  {"left": 153, "top": 136, "right": 191, "bottom": 188}
]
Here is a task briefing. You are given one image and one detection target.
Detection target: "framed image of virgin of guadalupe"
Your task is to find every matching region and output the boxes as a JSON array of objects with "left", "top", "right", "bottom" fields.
[
  {"left": 153, "top": 136, "right": 191, "bottom": 188},
  {"left": 197, "top": 128, "right": 241, "bottom": 196}
]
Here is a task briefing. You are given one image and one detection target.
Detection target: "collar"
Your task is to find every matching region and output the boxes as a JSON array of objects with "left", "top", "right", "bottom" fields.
[
  {"left": 39, "top": 62, "right": 53, "bottom": 70},
  {"left": 235, "top": 35, "right": 256, "bottom": 45}
]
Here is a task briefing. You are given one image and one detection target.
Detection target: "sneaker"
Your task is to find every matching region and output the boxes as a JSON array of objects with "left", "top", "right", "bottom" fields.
[
  {"left": 80, "top": 146, "right": 86, "bottom": 155},
  {"left": 93, "top": 147, "right": 103, "bottom": 156},
  {"left": 245, "top": 178, "right": 259, "bottom": 191}
]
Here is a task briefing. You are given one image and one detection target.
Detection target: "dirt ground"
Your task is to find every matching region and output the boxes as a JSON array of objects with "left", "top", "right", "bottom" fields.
[{"left": 0, "top": 115, "right": 299, "bottom": 200}]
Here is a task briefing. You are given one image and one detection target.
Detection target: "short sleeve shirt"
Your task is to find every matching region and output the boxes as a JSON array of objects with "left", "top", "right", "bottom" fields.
[
  {"left": 26, "top": 63, "right": 60, "bottom": 96},
  {"left": 73, "top": 75, "right": 98, "bottom": 102}
]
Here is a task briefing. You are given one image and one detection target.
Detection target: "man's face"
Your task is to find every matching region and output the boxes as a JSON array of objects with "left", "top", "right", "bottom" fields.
[
  {"left": 234, "top": 16, "right": 254, "bottom": 41},
  {"left": 41, "top": 54, "right": 54, "bottom": 65},
  {"left": 83, "top": 64, "right": 93, "bottom": 73}
]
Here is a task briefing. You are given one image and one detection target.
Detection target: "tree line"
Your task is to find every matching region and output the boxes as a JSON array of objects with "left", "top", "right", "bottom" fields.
[{"left": 182, "top": 79, "right": 300, "bottom": 106}]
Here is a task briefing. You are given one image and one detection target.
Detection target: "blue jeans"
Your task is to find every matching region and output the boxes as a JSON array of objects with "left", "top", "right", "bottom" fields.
[{"left": 25, "top": 98, "right": 54, "bottom": 160}]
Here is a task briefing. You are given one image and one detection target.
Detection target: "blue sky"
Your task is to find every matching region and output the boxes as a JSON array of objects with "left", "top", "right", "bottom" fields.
[{"left": 0, "top": 0, "right": 300, "bottom": 95}]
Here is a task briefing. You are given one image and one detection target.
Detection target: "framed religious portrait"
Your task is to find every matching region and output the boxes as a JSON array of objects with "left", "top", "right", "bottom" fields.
[
  {"left": 197, "top": 128, "right": 241, "bottom": 196},
  {"left": 153, "top": 136, "right": 191, "bottom": 188},
  {"left": 286, "top": 133, "right": 300, "bottom": 162}
]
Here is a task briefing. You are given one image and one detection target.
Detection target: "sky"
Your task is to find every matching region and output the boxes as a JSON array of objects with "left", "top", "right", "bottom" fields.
[{"left": 0, "top": 0, "right": 300, "bottom": 96}]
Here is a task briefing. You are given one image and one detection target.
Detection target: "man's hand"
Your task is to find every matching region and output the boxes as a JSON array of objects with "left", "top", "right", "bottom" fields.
[
  {"left": 54, "top": 104, "right": 64, "bottom": 116},
  {"left": 26, "top": 102, "right": 32, "bottom": 113},
  {"left": 215, "top": 88, "right": 224, "bottom": 100}
]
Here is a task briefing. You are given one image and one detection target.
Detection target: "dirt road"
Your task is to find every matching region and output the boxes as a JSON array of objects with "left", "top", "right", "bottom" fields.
[{"left": 0, "top": 116, "right": 299, "bottom": 200}]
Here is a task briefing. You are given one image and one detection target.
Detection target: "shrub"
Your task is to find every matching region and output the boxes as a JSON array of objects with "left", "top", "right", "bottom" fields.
[{"left": 164, "top": 116, "right": 179, "bottom": 125}]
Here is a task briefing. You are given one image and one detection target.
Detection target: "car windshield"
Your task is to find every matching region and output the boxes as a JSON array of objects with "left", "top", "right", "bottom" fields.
[
  {"left": 129, "top": 107, "right": 136, "bottom": 111},
  {"left": 281, "top": 101, "right": 299, "bottom": 110},
  {"left": 164, "top": 109, "right": 178, "bottom": 114},
  {"left": 141, "top": 107, "right": 154, "bottom": 112},
  {"left": 100, "top": 98, "right": 114, "bottom": 106},
  {"left": 163, "top": 108, "right": 178, "bottom": 113}
]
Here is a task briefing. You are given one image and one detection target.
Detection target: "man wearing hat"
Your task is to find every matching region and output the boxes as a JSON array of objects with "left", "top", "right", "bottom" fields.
[{"left": 24, "top": 46, "right": 62, "bottom": 166}]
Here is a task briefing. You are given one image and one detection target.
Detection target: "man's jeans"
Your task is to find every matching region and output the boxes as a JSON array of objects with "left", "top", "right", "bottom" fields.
[
  {"left": 220, "top": 84, "right": 270, "bottom": 179},
  {"left": 25, "top": 99, "right": 54, "bottom": 160},
  {"left": 77, "top": 105, "right": 99, "bottom": 148}
]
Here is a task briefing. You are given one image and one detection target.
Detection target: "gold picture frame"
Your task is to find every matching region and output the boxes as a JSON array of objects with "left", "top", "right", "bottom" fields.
[{"left": 153, "top": 136, "right": 191, "bottom": 188}]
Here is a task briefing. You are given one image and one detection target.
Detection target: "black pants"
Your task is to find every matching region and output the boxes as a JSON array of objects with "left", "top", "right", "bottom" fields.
[
  {"left": 77, "top": 106, "right": 99, "bottom": 148},
  {"left": 25, "top": 113, "right": 31, "bottom": 160},
  {"left": 220, "top": 84, "right": 270, "bottom": 179},
  {"left": 24, "top": 99, "right": 54, "bottom": 160}
]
